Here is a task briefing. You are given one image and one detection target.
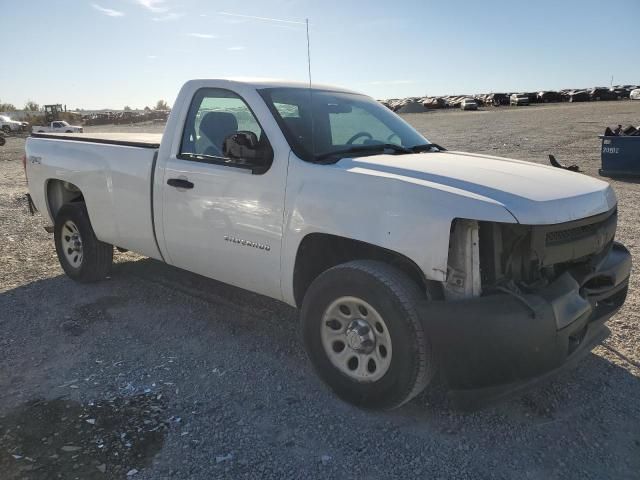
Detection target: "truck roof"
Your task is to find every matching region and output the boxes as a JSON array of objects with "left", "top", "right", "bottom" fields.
[{"left": 185, "top": 78, "right": 362, "bottom": 95}]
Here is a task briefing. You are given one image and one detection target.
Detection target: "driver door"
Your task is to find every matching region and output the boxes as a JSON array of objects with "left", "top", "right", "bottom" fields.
[{"left": 159, "top": 88, "right": 287, "bottom": 300}]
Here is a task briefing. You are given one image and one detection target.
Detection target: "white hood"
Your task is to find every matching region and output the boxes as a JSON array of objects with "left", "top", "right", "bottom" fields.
[{"left": 342, "top": 151, "right": 616, "bottom": 225}]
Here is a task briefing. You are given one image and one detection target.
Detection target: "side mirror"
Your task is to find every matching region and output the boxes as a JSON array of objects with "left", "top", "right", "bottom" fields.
[
  {"left": 223, "top": 130, "right": 259, "bottom": 159},
  {"left": 223, "top": 131, "right": 272, "bottom": 174}
]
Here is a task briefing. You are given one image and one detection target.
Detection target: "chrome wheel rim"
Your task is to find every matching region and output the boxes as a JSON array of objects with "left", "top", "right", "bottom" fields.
[
  {"left": 61, "top": 220, "right": 83, "bottom": 268},
  {"left": 320, "top": 296, "right": 392, "bottom": 383}
]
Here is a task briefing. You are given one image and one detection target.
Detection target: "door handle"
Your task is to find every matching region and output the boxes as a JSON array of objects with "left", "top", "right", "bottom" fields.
[{"left": 167, "top": 178, "right": 194, "bottom": 189}]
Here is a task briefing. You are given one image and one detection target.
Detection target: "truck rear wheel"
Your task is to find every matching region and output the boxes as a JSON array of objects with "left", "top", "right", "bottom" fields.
[
  {"left": 301, "top": 260, "right": 434, "bottom": 409},
  {"left": 54, "top": 203, "right": 113, "bottom": 282}
]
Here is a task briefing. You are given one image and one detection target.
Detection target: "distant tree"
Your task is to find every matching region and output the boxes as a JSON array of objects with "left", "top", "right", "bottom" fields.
[
  {"left": 0, "top": 100, "right": 17, "bottom": 112},
  {"left": 124, "top": 105, "right": 132, "bottom": 111},
  {"left": 155, "top": 100, "right": 169, "bottom": 111},
  {"left": 24, "top": 100, "right": 40, "bottom": 112},
  {"left": 144, "top": 106, "right": 151, "bottom": 112}
]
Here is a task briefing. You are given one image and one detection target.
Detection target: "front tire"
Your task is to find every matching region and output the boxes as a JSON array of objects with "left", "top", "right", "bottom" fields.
[
  {"left": 301, "top": 260, "right": 434, "bottom": 409},
  {"left": 54, "top": 203, "right": 113, "bottom": 282},
  {"left": 2, "top": 125, "right": 10, "bottom": 134}
]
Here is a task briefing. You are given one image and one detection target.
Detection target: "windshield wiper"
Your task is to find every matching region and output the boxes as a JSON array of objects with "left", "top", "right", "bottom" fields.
[
  {"left": 410, "top": 143, "right": 446, "bottom": 153},
  {"left": 314, "top": 143, "right": 412, "bottom": 162}
]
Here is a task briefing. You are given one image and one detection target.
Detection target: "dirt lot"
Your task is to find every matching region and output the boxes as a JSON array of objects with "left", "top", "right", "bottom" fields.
[{"left": 1, "top": 102, "right": 639, "bottom": 479}]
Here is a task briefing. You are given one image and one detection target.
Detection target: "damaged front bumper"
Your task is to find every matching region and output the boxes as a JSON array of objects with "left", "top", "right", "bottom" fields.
[{"left": 420, "top": 242, "right": 631, "bottom": 410}]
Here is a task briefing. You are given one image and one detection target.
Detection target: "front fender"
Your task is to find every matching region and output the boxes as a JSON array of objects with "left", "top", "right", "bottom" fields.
[{"left": 280, "top": 155, "right": 517, "bottom": 305}]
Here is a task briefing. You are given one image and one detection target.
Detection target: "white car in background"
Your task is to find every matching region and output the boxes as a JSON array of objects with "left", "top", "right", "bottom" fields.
[
  {"left": 0, "top": 114, "right": 26, "bottom": 133},
  {"left": 510, "top": 93, "right": 530, "bottom": 106},
  {"left": 630, "top": 89, "right": 640, "bottom": 100},
  {"left": 32, "top": 121, "right": 83, "bottom": 134},
  {"left": 460, "top": 98, "right": 478, "bottom": 110}
]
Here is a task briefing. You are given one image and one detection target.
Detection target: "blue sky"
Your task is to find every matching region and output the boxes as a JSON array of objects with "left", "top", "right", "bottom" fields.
[{"left": 1, "top": 0, "right": 638, "bottom": 109}]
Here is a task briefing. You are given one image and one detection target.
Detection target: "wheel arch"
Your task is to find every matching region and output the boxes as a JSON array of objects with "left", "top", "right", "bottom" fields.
[
  {"left": 292, "top": 232, "right": 439, "bottom": 308},
  {"left": 45, "top": 178, "right": 85, "bottom": 222}
]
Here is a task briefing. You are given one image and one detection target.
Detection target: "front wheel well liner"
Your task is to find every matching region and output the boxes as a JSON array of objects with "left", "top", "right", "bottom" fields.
[{"left": 292, "top": 233, "right": 439, "bottom": 307}]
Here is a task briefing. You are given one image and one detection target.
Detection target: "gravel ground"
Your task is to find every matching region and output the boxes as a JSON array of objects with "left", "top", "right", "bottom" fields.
[{"left": 0, "top": 102, "right": 639, "bottom": 479}]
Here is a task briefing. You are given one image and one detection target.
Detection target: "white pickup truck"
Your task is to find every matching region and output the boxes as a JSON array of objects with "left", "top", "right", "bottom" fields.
[
  {"left": 32, "top": 120, "right": 83, "bottom": 134},
  {"left": 24, "top": 79, "right": 631, "bottom": 409}
]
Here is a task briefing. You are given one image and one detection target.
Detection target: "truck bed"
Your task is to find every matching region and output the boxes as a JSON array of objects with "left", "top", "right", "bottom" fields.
[
  {"left": 26, "top": 132, "right": 163, "bottom": 261},
  {"left": 30, "top": 132, "right": 162, "bottom": 149}
]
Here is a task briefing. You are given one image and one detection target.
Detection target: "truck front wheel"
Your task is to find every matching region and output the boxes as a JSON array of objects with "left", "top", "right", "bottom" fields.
[
  {"left": 301, "top": 260, "right": 434, "bottom": 409},
  {"left": 54, "top": 203, "right": 113, "bottom": 282}
]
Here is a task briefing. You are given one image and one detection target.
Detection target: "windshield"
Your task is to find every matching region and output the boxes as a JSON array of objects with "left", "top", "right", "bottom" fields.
[
  {"left": 0, "top": 116, "right": 9, "bottom": 121},
  {"left": 258, "top": 88, "right": 429, "bottom": 162}
]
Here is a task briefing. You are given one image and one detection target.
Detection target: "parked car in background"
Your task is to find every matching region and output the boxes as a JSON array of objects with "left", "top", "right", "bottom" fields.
[
  {"left": 589, "top": 87, "right": 618, "bottom": 101},
  {"left": 0, "top": 114, "right": 26, "bottom": 133},
  {"left": 510, "top": 94, "right": 529, "bottom": 106},
  {"left": 610, "top": 86, "right": 632, "bottom": 99},
  {"left": 32, "top": 121, "right": 83, "bottom": 134},
  {"left": 489, "top": 93, "right": 509, "bottom": 106},
  {"left": 422, "top": 97, "right": 447, "bottom": 109},
  {"left": 537, "top": 91, "right": 562, "bottom": 103},
  {"left": 630, "top": 89, "right": 640, "bottom": 100},
  {"left": 460, "top": 98, "right": 478, "bottom": 110},
  {"left": 566, "top": 90, "right": 590, "bottom": 102}
]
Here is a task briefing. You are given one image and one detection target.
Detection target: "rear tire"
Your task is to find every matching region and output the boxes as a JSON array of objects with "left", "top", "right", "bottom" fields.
[
  {"left": 54, "top": 203, "right": 113, "bottom": 282},
  {"left": 301, "top": 260, "right": 434, "bottom": 409}
]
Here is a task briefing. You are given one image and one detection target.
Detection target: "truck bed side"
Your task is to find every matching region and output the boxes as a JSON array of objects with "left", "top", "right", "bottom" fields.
[{"left": 25, "top": 136, "right": 163, "bottom": 260}]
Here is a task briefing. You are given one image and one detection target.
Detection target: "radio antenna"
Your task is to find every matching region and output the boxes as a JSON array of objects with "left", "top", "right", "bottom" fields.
[
  {"left": 306, "top": 19, "right": 312, "bottom": 87},
  {"left": 306, "top": 18, "right": 316, "bottom": 158}
]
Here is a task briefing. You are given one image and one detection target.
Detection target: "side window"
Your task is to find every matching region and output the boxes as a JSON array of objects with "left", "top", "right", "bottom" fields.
[
  {"left": 53, "top": 122, "right": 61, "bottom": 128},
  {"left": 180, "top": 88, "right": 270, "bottom": 166}
]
